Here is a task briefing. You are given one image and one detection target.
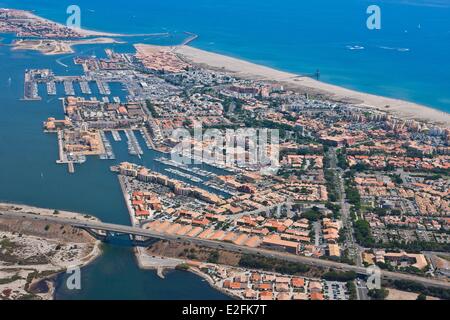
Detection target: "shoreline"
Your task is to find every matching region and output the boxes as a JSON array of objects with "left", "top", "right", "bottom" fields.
[
  {"left": 1, "top": 8, "right": 169, "bottom": 38},
  {"left": 6, "top": 6, "right": 448, "bottom": 127},
  {"left": 20, "top": 9, "right": 135, "bottom": 38},
  {"left": 11, "top": 37, "right": 124, "bottom": 55},
  {"left": 188, "top": 266, "right": 239, "bottom": 300},
  {"left": 161, "top": 44, "right": 450, "bottom": 128}
]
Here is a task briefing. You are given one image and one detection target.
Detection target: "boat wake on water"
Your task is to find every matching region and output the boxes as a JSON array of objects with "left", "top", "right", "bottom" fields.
[
  {"left": 346, "top": 45, "right": 365, "bottom": 50},
  {"left": 378, "top": 46, "right": 410, "bottom": 52}
]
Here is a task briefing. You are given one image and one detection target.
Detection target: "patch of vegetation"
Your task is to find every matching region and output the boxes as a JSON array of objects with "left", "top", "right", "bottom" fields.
[
  {"left": 346, "top": 281, "right": 357, "bottom": 300},
  {"left": 389, "top": 174, "right": 403, "bottom": 184},
  {"left": 17, "top": 293, "right": 41, "bottom": 300},
  {"left": 175, "top": 263, "right": 190, "bottom": 271},
  {"left": 326, "top": 202, "right": 341, "bottom": 219},
  {"left": 368, "top": 288, "right": 389, "bottom": 300},
  {"left": 324, "top": 170, "right": 340, "bottom": 203},
  {"left": 238, "top": 254, "right": 310, "bottom": 275},
  {"left": 322, "top": 271, "right": 357, "bottom": 282},
  {"left": 416, "top": 293, "right": 427, "bottom": 300},
  {"left": 145, "top": 100, "right": 159, "bottom": 118},
  {"left": 345, "top": 177, "right": 361, "bottom": 210},
  {"left": 186, "top": 253, "right": 198, "bottom": 260},
  {"left": 336, "top": 149, "right": 348, "bottom": 169},
  {"left": 0, "top": 274, "right": 22, "bottom": 285},
  {"left": 301, "top": 207, "right": 322, "bottom": 222},
  {"left": 353, "top": 220, "right": 375, "bottom": 247},
  {"left": 207, "top": 251, "right": 219, "bottom": 264}
]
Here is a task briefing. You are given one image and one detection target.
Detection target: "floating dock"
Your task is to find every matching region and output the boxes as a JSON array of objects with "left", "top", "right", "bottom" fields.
[
  {"left": 24, "top": 81, "right": 40, "bottom": 100},
  {"left": 68, "top": 162, "right": 75, "bottom": 174},
  {"left": 140, "top": 128, "right": 155, "bottom": 150},
  {"left": 46, "top": 81, "right": 56, "bottom": 95},
  {"left": 63, "top": 80, "right": 75, "bottom": 96},
  {"left": 165, "top": 168, "right": 203, "bottom": 183},
  {"left": 96, "top": 80, "right": 111, "bottom": 95},
  {"left": 125, "top": 130, "right": 143, "bottom": 156},
  {"left": 79, "top": 81, "right": 92, "bottom": 95},
  {"left": 99, "top": 131, "right": 116, "bottom": 160},
  {"left": 111, "top": 130, "right": 122, "bottom": 142}
]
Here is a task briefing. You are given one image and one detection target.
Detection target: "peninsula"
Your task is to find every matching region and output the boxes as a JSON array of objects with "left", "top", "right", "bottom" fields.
[{"left": 0, "top": 203, "right": 102, "bottom": 300}]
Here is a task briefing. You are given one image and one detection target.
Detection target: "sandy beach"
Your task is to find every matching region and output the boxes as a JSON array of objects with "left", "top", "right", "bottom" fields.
[
  {"left": 12, "top": 37, "right": 123, "bottom": 55},
  {"left": 2, "top": 8, "right": 168, "bottom": 38},
  {"left": 20, "top": 9, "right": 129, "bottom": 38},
  {"left": 162, "top": 45, "right": 450, "bottom": 128}
]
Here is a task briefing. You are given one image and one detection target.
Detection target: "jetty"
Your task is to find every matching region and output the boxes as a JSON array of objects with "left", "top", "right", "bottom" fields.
[{"left": 125, "top": 130, "right": 143, "bottom": 156}]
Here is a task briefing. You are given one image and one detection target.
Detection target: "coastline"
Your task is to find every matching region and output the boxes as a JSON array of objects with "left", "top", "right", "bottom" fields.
[
  {"left": 1, "top": 8, "right": 170, "bottom": 38},
  {"left": 12, "top": 37, "right": 124, "bottom": 55},
  {"left": 166, "top": 45, "right": 450, "bottom": 128},
  {"left": 0, "top": 202, "right": 103, "bottom": 300},
  {"left": 20, "top": 9, "right": 131, "bottom": 37},
  {"left": 188, "top": 266, "right": 239, "bottom": 300},
  {"left": 5, "top": 6, "right": 448, "bottom": 127}
]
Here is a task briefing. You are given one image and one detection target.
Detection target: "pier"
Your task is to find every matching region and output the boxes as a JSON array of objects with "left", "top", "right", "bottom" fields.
[
  {"left": 99, "top": 131, "right": 116, "bottom": 160},
  {"left": 46, "top": 81, "right": 56, "bottom": 95},
  {"left": 79, "top": 81, "right": 92, "bottom": 95},
  {"left": 155, "top": 157, "right": 213, "bottom": 178},
  {"left": 140, "top": 128, "right": 155, "bottom": 149},
  {"left": 111, "top": 130, "right": 122, "bottom": 142},
  {"left": 96, "top": 80, "right": 111, "bottom": 95},
  {"left": 63, "top": 80, "right": 75, "bottom": 96},
  {"left": 181, "top": 31, "right": 198, "bottom": 46},
  {"left": 164, "top": 168, "right": 203, "bottom": 183},
  {"left": 68, "top": 162, "right": 75, "bottom": 174},
  {"left": 125, "top": 130, "right": 143, "bottom": 156},
  {"left": 24, "top": 81, "right": 40, "bottom": 100}
]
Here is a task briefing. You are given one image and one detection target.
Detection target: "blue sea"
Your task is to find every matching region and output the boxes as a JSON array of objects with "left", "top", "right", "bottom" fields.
[{"left": 0, "top": 0, "right": 449, "bottom": 300}]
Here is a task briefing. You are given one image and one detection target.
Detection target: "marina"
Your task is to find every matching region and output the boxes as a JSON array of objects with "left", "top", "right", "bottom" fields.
[
  {"left": 140, "top": 128, "right": 154, "bottom": 150},
  {"left": 99, "top": 131, "right": 116, "bottom": 160},
  {"left": 46, "top": 81, "right": 56, "bottom": 95},
  {"left": 164, "top": 168, "right": 203, "bottom": 183},
  {"left": 79, "top": 81, "right": 92, "bottom": 95},
  {"left": 24, "top": 81, "right": 40, "bottom": 100},
  {"left": 96, "top": 80, "right": 111, "bottom": 95},
  {"left": 204, "top": 181, "right": 236, "bottom": 196},
  {"left": 111, "top": 130, "right": 122, "bottom": 142},
  {"left": 125, "top": 129, "right": 143, "bottom": 156},
  {"left": 155, "top": 157, "right": 215, "bottom": 178},
  {"left": 63, "top": 80, "right": 75, "bottom": 96}
]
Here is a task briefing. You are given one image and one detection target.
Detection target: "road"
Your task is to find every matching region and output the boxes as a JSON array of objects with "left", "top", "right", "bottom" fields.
[
  {"left": 355, "top": 279, "right": 370, "bottom": 301},
  {"left": 1, "top": 210, "right": 449, "bottom": 289},
  {"left": 328, "top": 147, "right": 363, "bottom": 267}
]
